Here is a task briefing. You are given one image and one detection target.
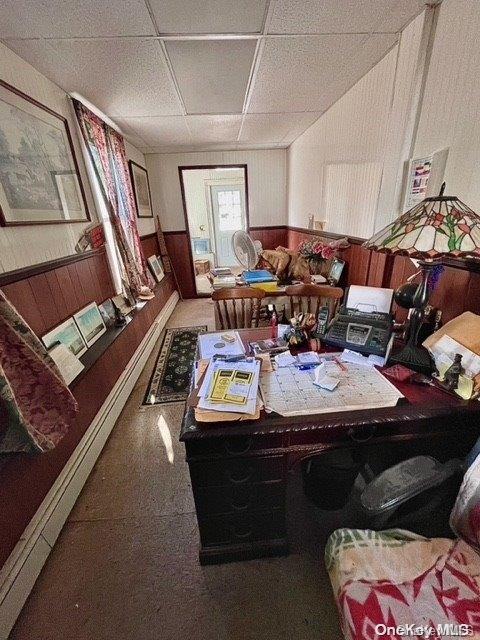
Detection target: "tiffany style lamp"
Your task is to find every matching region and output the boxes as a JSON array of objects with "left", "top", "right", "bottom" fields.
[{"left": 364, "top": 185, "right": 480, "bottom": 372}]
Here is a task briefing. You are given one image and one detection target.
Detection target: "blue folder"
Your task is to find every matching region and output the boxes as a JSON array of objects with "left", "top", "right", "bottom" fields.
[{"left": 243, "top": 270, "right": 276, "bottom": 283}]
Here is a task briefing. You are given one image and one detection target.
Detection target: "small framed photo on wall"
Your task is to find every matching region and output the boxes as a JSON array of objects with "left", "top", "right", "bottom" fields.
[
  {"left": 42, "top": 318, "right": 87, "bottom": 358},
  {"left": 147, "top": 255, "right": 165, "bottom": 283},
  {"left": 129, "top": 160, "right": 153, "bottom": 218},
  {"left": 73, "top": 302, "right": 107, "bottom": 347}
]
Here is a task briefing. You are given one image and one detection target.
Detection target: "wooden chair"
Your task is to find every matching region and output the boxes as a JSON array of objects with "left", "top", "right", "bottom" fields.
[
  {"left": 285, "top": 284, "right": 343, "bottom": 320},
  {"left": 212, "top": 287, "right": 266, "bottom": 330}
]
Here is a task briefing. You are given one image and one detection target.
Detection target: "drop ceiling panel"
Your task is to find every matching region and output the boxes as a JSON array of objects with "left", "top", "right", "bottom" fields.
[
  {"left": 166, "top": 40, "right": 257, "bottom": 114},
  {"left": 0, "top": 0, "right": 155, "bottom": 38},
  {"left": 149, "top": 0, "right": 268, "bottom": 34},
  {"left": 5, "top": 38, "right": 184, "bottom": 117},
  {"left": 240, "top": 113, "right": 320, "bottom": 144},
  {"left": 116, "top": 116, "right": 191, "bottom": 146},
  {"left": 268, "top": 0, "right": 425, "bottom": 34},
  {"left": 248, "top": 35, "right": 367, "bottom": 113},
  {"left": 186, "top": 115, "right": 242, "bottom": 143}
]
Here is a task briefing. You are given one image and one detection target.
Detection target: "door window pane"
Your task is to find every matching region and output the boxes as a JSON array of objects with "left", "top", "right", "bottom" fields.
[{"left": 217, "top": 190, "right": 243, "bottom": 231}]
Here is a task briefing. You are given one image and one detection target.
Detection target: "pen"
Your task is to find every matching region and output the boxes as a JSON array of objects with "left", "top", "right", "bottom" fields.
[{"left": 295, "top": 363, "right": 319, "bottom": 370}]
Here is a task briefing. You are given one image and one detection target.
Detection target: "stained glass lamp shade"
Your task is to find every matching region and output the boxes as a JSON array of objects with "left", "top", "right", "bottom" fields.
[
  {"left": 364, "top": 196, "right": 480, "bottom": 258},
  {"left": 364, "top": 190, "right": 480, "bottom": 372}
]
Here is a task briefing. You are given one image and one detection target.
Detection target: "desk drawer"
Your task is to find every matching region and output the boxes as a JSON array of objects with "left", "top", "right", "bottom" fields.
[
  {"left": 194, "top": 481, "right": 285, "bottom": 516},
  {"left": 188, "top": 455, "right": 285, "bottom": 488},
  {"left": 186, "top": 434, "right": 283, "bottom": 459},
  {"left": 199, "top": 510, "right": 285, "bottom": 547}
]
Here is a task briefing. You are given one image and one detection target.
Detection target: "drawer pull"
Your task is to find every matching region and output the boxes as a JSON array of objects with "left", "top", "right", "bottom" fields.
[
  {"left": 227, "top": 467, "right": 253, "bottom": 484},
  {"left": 232, "top": 525, "right": 252, "bottom": 540},
  {"left": 348, "top": 425, "right": 376, "bottom": 442},
  {"left": 225, "top": 437, "right": 253, "bottom": 455},
  {"left": 231, "top": 498, "right": 250, "bottom": 512}
]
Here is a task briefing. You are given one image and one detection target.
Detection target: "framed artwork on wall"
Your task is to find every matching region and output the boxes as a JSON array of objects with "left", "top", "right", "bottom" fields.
[
  {"left": 129, "top": 160, "right": 153, "bottom": 218},
  {"left": 0, "top": 79, "right": 90, "bottom": 226},
  {"left": 147, "top": 255, "right": 165, "bottom": 283},
  {"left": 73, "top": 302, "right": 107, "bottom": 347},
  {"left": 42, "top": 318, "right": 87, "bottom": 358}
]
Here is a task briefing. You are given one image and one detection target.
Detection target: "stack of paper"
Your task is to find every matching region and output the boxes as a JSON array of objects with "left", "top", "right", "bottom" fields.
[
  {"left": 212, "top": 275, "right": 236, "bottom": 289},
  {"left": 197, "top": 358, "right": 260, "bottom": 414},
  {"left": 198, "top": 331, "right": 245, "bottom": 359}
]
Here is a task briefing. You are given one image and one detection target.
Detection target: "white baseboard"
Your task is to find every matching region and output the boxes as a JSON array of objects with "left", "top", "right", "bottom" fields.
[{"left": 0, "top": 291, "right": 179, "bottom": 639}]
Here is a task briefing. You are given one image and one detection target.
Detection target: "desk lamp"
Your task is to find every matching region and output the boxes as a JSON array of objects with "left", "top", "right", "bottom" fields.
[{"left": 364, "top": 184, "right": 480, "bottom": 372}]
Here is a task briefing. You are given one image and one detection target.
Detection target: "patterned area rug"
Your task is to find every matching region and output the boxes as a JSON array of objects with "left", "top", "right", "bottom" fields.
[{"left": 143, "top": 326, "right": 207, "bottom": 405}]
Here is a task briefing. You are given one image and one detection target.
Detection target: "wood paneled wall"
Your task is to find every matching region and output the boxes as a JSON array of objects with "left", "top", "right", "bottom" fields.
[
  {"left": 288, "top": 226, "right": 480, "bottom": 325},
  {"left": 249, "top": 226, "right": 288, "bottom": 249},
  {"left": 164, "top": 231, "right": 196, "bottom": 299},
  {"left": 0, "top": 249, "right": 176, "bottom": 569},
  {"left": 140, "top": 233, "right": 160, "bottom": 259},
  {"left": 1, "top": 249, "right": 115, "bottom": 336}
]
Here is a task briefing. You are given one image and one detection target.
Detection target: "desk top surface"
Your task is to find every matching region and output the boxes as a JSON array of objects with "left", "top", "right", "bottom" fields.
[{"left": 180, "top": 327, "right": 480, "bottom": 441}]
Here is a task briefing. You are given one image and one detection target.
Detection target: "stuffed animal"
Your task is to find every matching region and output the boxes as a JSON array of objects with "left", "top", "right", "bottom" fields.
[{"left": 258, "top": 246, "right": 310, "bottom": 283}]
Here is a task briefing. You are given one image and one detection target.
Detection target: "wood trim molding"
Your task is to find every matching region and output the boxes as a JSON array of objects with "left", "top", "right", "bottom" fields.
[
  {"left": 249, "top": 225, "right": 288, "bottom": 231},
  {"left": 0, "top": 247, "right": 106, "bottom": 287},
  {"left": 162, "top": 229, "right": 187, "bottom": 236},
  {"left": 288, "top": 226, "right": 366, "bottom": 245}
]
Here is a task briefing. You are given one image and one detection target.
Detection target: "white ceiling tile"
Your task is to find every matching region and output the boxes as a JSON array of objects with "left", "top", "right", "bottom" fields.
[
  {"left": 149, "top": 0, "right": 267, "bottom": 34},
  {"left": 240, "top": 113, "right": 320, "bottom": 144},
  {"left": 166, "top": 40, "right": 256, "bottom": 114},
  {"left": 248, "top": 35, "right": 366, "bottom": 113},
  {"left": 115, "top": 116, "right": 191, "bottom": 146},
  {"left": 268, "top": 0, "right": 425, "bottom": 35},
  {"left": 5, "top": 38, "right": 184, "bottom": 117},
  {"left": 186, "top": 115, "right": 242, "bottom": 143},
  {"left": 0, "top": 0, "right": 155, "bottom": 38}
]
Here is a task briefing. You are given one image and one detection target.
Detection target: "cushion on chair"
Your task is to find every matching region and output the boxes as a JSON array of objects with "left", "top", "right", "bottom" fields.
[
  {"left": 450, "top": 452, "right": 480, "bottom": 554},
  {"left": 325, "top": 528, "right": 480, "bottom": 639}
]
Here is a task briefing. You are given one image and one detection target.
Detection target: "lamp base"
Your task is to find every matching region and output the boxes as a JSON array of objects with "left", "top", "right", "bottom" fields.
[{"left": 390, "top": 344, "right": 433, "bottom": 375}]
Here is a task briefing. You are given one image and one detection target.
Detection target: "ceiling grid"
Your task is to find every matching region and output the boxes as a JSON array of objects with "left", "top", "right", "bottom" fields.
[{"left": 0, "top": 0, "right": 429, "bottom": 152}]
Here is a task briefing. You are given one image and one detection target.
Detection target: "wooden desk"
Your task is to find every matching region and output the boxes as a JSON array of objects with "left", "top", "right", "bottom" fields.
[{"left": 180, "top": 328, "right": 480, "bottom": 565}]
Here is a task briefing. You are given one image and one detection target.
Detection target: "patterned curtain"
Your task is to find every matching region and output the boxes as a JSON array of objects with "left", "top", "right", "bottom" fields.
[
  {"left": 0, "top": 291, "right": 78, "bottom": 453},
  {"left": 73, "top": 100, "right": 154, "bottom": 299}
]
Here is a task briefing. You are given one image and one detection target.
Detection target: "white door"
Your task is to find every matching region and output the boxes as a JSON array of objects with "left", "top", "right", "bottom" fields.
[{"left": 210, "top": 184, "right": 246, "bottom": 267}]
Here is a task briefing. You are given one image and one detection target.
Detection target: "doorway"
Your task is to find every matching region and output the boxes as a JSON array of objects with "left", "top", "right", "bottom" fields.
[{"left": 179, "top": 165, "right": 249, "bottom": 296}]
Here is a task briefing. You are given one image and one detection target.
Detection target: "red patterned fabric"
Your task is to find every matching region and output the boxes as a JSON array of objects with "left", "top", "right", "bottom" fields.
[
  {"left": 326, "top": 529, "right": 480, "bottom": 640},
  {"left": 73, "top": 100, "right": 154, "bottom": 298},
  {"left": 0, "top": 291, "right": 78, "bottom": 453}
]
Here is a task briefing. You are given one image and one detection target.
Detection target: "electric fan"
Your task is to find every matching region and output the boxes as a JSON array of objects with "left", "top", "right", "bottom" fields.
[{"left": 232, "top": 231, "right": 275, "bottom": 284}]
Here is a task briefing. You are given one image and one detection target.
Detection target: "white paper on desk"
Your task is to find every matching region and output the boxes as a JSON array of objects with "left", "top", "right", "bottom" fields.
[
  {"left": 313, "top": 363, "right": 339, "bottom": 391},
  {"left": 340, "top": 348, "right": 389, "bottom": 368},
  {"left": 48, "top": 343, "right": 84, "bottom": 385},
  {"left": 430, "top": 334, "right": 480, "bottom": 378},
  {"left": 297, "top": 351, "right": 320, "bottom": 365},
  {"left": 346, "top": 285, "right": 393, "bottom": 314},
  {"left": 198, "top": 331, "right": 245, "bottom": 359},
  {"left": 275, "top": 350, "right": 296, "bottom": 367}
]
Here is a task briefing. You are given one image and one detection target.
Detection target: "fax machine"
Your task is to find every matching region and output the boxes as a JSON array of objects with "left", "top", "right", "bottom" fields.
[{"left": 323, "top": 285, "right": 394, "bottom": 357}]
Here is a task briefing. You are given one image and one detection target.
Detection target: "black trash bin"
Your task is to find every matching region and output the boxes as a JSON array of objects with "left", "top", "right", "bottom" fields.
[{"left": 303, "top": 449, "right": 363, "bottom": 510}]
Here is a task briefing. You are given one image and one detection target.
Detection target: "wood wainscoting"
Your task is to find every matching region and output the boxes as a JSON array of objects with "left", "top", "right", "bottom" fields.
[
  {"left": 249, "top": 225, "right": 288, "bottom": 249},
  {"left": 0, "top": 248, "right": 115, "bottom": 337},
  {"left": 140, "top": 232, "right": 160, "bottom": 259},
  {"left": 0, "top": 248, "right": 177, "bottom": 570},
  {"left": 288, "top": 226, "right": 480, "bottom": 324}
]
